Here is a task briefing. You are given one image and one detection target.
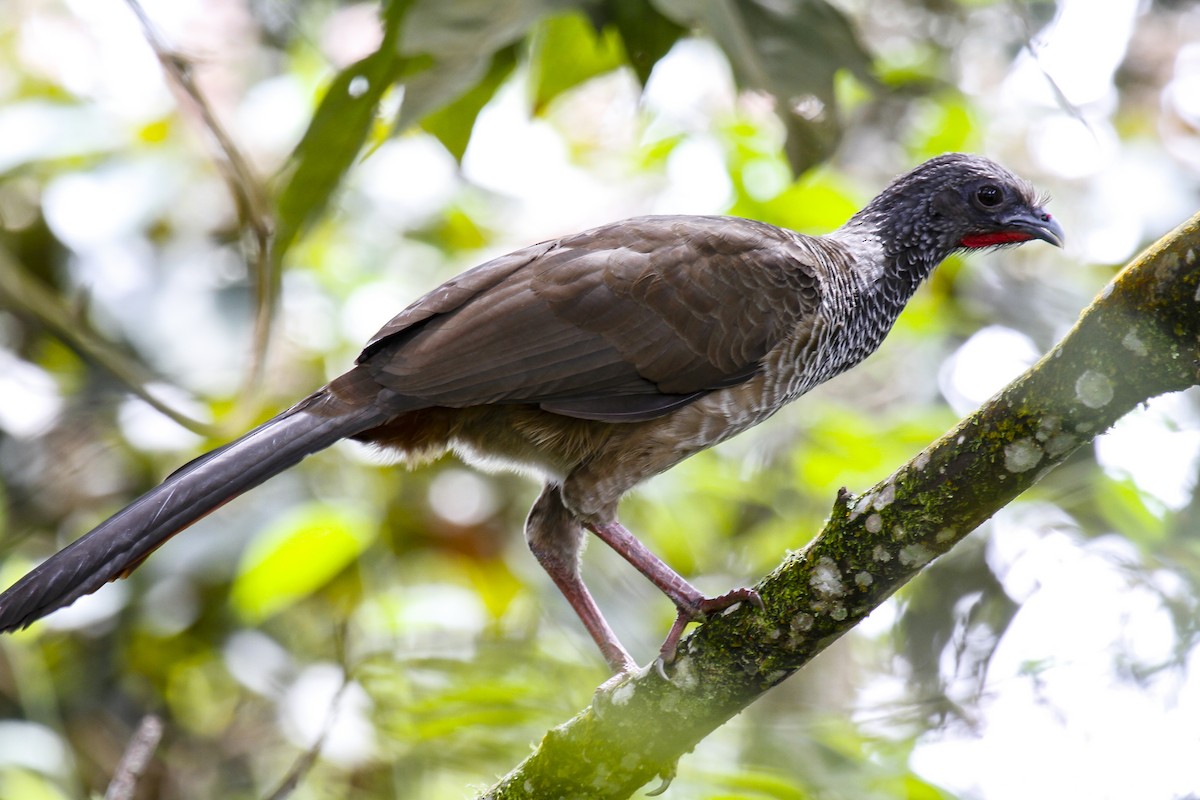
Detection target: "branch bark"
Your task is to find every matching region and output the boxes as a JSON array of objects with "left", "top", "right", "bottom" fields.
[
  {"left": 104, "top": 715, "right": 163, "bottom": 800},
  {"left": 480, "top": 211, "right": 1200, "bottom": 798}
]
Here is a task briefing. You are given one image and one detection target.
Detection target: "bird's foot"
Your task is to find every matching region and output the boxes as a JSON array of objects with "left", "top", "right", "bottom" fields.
[
  {"left": 584, "top": 520, "right": 765, "bottom": 665},
  {"left": 696, "top": 586, "right": 765, "bottom": 616},
  {"left": 657, "top": 586, "right": 764, "bottom": 664}
]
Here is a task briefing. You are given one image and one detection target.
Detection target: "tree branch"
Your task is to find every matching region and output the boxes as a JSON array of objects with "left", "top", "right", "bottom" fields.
[
  {"left": 104, "top": 715, "right": 164, "bottom": 800},
  {"left": 0, "top": 246, "right": 216, "bottom": 435},
  {"left": 481, "top": 211, "right": 1200, "bottom": 798},
  {"left": 123, "top": 0, "right": 276, "bottom": 406}
]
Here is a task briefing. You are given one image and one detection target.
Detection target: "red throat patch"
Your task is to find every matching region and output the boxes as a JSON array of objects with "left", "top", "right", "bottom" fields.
[{"left": 959, "top": 231, "right": 1035, "bottom": 248}]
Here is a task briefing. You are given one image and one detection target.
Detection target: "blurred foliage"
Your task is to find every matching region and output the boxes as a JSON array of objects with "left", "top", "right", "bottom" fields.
[{"left": 0, "top": 0, "right": 1199, "bottom": 798}]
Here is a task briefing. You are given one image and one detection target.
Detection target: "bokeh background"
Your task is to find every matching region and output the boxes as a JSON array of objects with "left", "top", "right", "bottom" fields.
[{"left": 1, "top": 0, "right": 1199, "bottom": 797}]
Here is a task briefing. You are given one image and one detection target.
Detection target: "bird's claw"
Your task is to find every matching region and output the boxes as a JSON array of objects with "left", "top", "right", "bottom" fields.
[
  {"left": 697, "top": 586, "right": 763, "bottom": 615},
  {"left": 645, "top": 763, "right": 677, "bottom": 796},
  {"left": 657, "top": 586, "right": 764, "bottom": 665}
]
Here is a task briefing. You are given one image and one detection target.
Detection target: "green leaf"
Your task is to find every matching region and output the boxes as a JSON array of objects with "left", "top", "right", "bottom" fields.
[
  {"left": 663, "top": 0, "right": 876, "bottom": 174},
  {"left": 402, "top": 0, "right": 565, "bottom": 56},
  {"left": 273, "top": 0, "right": 420, "bottom": 262},
  {"left": 901, "top": 773, "right": 955, "bottom": 800},
  {"left": 1094, "top": 475, "right": 1167, "bottom": 547},
  {"left": 605, "top": 0, "right": 686, "bottom": 85},
  {"left": 273, "top": 46, "right": 409, "bottom": 262},
  {"left": 425, "top": 204, "right": 492, "bottom": 251},
  {"left": 907, "top": 97, "right": 979, "bottom": 159},
  {"left": 395, "top": 0, "right": 567, "bottom": 132},
  {"left": 0, "top": 768, "right": 72, "bottom": 800},
  {"left": 707, "top": 767, "right": 809, "bottom": 799},
  {"left": 231, "top": 502, "right": 379, "bottom": 623},
  {"left": 528, "top": 12, "right": 626, "bottom": 113},
  {"left": 423, "top": 46, "right": 518, "bottom": 161}
]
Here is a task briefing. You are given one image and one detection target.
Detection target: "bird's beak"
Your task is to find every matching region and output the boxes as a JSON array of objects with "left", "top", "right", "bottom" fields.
[{"left": 1008, "top": 208, "right": 1066, "bottom": 248}]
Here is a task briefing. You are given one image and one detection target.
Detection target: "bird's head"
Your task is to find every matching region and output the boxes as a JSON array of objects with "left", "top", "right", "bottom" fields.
[{"left": 849, "top": 153, "right": 1064, "bottom": 262}]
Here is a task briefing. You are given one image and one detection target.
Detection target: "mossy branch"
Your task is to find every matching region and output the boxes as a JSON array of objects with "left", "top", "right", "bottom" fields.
[{"left": 480, "top": 210, "right": 1200, "bottom": 799}]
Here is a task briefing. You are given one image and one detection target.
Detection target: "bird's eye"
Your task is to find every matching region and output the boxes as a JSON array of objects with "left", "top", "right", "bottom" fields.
[{"left": 974, "top": 184, "right": 1003, "bottom": 208}]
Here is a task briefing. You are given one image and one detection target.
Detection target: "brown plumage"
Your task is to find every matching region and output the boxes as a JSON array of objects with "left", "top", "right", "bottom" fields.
[{"left": 0, "top": 154, "right": 1064, "bottom": 672}]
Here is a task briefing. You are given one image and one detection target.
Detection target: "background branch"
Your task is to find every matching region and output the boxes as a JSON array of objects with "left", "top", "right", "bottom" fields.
[
  {"left": 0, "top": 247, "right": 215, "bottom": 434},
  {"left": 103, "top": 715, "right": 163, "bottom": 800},
  {"left": 124, "top": 0, "right": 276, "bottom": 405}
]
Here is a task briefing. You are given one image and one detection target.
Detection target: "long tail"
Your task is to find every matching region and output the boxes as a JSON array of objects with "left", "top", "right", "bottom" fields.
[{"left": 0, "top": 389, "right": 395, "bottom": 633}]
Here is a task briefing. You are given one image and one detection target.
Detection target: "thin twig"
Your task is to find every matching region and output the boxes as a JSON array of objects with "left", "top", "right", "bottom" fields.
[
  {"left": 104, "top": 715, "right": 164, "bottom": 800},
  {"left": 263, "top": 736, "right": 326, "bottom": 800},
  {"left": 262, "top": 622, "right": 354, "bottom": 800},
  {"left": 0, "top": 247, "right": 215, "bottom": 434},
  {"left": 1012, "top": 0, "right": 1095, "bottom": 137},
  {"left": 123, "top": 0, "right": 277, "bottom": 407}
]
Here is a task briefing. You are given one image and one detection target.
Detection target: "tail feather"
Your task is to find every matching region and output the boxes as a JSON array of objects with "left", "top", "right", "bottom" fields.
[{"left": 0, "top": 400, "right": 391, "bottom": 633}]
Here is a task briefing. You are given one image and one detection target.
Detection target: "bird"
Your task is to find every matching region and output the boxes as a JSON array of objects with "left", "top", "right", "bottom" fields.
[{"left": 0, "top": 153, "right": 1063, "bottom": 674}]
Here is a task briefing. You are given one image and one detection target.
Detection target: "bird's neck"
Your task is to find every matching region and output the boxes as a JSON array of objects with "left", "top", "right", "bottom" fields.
[
  {"left": 806, "top": 217, "right": 953, "bottom": 382},
  {"left": 830, "top": 214, "right": 952, "bottom": 313}
]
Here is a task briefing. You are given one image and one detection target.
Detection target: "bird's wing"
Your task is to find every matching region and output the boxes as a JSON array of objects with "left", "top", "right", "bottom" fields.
[{"left": 358, "top": 215, "right": 825, "bottom": 421}]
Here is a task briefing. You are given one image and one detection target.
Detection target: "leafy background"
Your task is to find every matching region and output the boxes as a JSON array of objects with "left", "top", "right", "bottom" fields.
[{"left": 1, "top": 0, "right": 1199, "bottom": 798}]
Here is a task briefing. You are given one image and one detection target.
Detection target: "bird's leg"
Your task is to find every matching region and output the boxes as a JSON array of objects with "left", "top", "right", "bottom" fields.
[
  {"left": 526, "top": 485, "right": 638, "bottom": 675},
  {"left": 587, "top": 520, "right": 762, "bottom": 663}
]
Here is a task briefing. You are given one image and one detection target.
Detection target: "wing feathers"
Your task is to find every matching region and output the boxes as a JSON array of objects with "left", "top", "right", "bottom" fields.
[{"left": 359, "top": 215, "right": 825, "bottom": 420}]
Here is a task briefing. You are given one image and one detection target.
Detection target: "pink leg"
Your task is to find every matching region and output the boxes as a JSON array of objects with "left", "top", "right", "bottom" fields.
[
  {"left": 588, "top": 521, "right": 762, "bottom": 662},
  {"left": 525, "top": 486, "right": 637, "bottom": 674},
  {"left": 541, "top": 560, "right": 637, "bottom": 674}
]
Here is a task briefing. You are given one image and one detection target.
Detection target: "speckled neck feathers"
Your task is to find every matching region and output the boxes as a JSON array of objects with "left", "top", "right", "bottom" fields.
[{"left": 829, "top": 153, "right": 1043, "bottom": 333}]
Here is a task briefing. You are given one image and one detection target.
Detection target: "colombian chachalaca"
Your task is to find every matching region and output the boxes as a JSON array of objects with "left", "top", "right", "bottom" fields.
[{"left": 0, "top": 154, "right": 1063, "bottom": 673}]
